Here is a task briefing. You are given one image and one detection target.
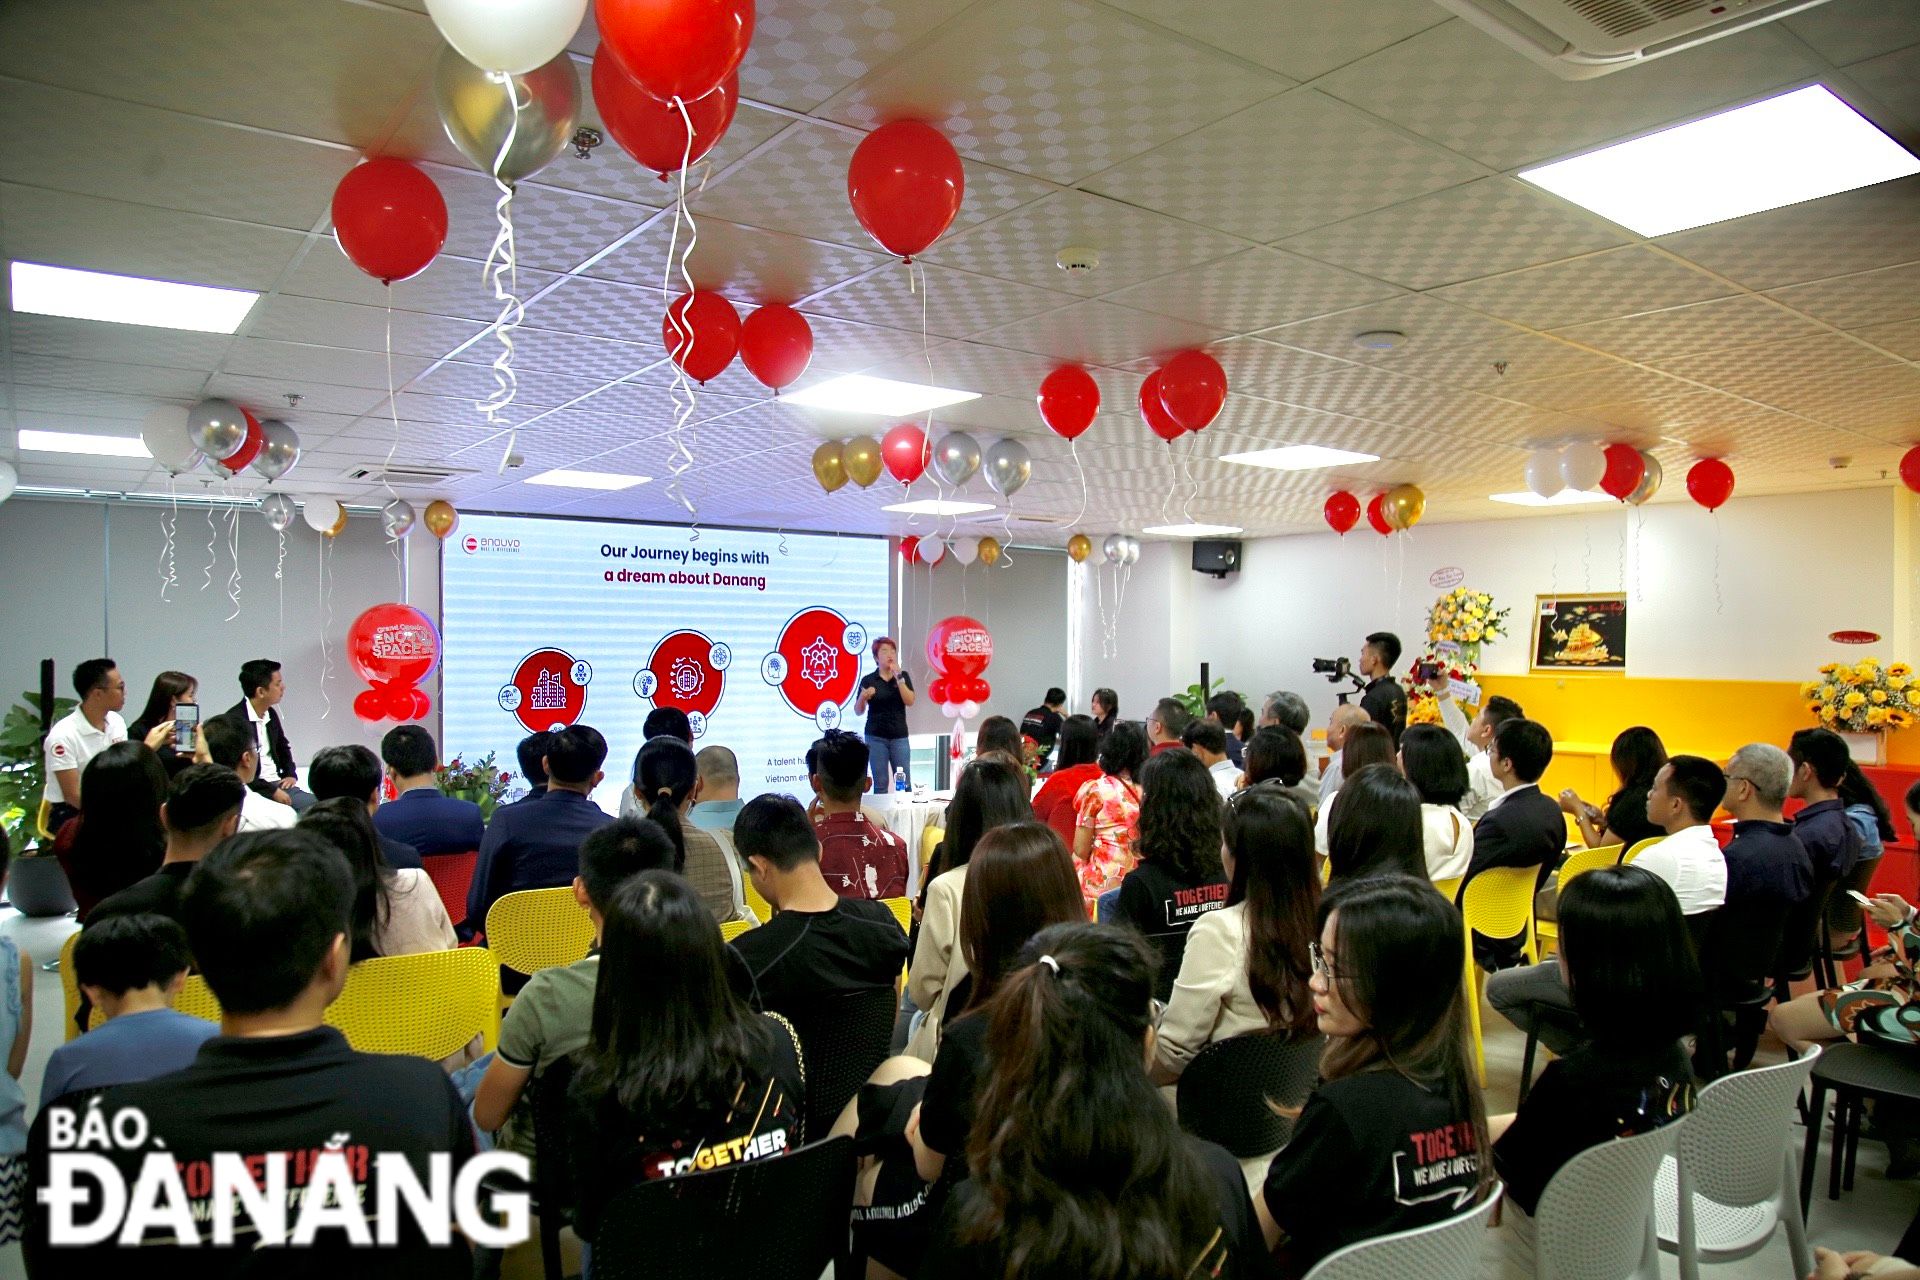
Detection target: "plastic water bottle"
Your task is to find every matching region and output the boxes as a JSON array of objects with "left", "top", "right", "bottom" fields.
[{"left": 892, "top": 767, "right": 908, "bottom": 794}]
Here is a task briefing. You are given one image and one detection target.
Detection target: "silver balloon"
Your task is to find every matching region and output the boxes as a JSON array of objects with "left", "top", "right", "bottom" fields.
[
  {"left": 187, "top": 398, "right": 247, "bottom": 462},
  {"left": 1103, "top": 534, "right": 1126, "bottom": 564},
  {"left": 382, "top": 498, "right": 417, "bottom": 539},
  {"left": 982, "top": 438, "right": 1031, "bottom": 498},
  {"left": 929, "top": 432, "right": 982, "bottom": 488},
  {"left": 1626, "top": 450, "right": 1663, "bottom": 506},
  {"left": 259, "top": 493, "right": 297, "bottom": 532},
  {"left": 252, "top": 419, "right": 301, "bottom": 482},
  {"left": 434, "top": 44, "right": 580, "bottom": 185},
  {"left": 1121, "top": 536, "right": 1141, "bottom": 566}
]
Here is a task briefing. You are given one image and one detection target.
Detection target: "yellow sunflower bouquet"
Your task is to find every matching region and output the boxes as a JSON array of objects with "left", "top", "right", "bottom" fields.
[
  {"left": 1803, "top": 658, "right": 1918, "bottom": 733},
  {"left": 1426, "top": 587, "right": 1510, "bottom": 665}
]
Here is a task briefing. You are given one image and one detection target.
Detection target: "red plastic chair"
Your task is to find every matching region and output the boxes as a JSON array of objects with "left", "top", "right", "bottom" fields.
[{"left": 422, "top": 850, "right": 478, "bottom": 928}]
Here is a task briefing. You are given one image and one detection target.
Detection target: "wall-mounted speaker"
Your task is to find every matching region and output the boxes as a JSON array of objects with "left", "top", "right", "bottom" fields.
[{"left": 1192, "top": 540, "right": 1241, "bottom": 578}]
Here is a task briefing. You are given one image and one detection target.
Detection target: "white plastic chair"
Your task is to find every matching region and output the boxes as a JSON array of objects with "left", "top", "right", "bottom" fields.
[
  {"left": 1303, "top": 1184, "right": 1503, "bottom": 1280},
  {"left": 1656, "top": 1046, "right": 1821, "bottom": 1280},
  {"left": 1536, "top": 1122, "right": 1686, "bottom": 1280}
]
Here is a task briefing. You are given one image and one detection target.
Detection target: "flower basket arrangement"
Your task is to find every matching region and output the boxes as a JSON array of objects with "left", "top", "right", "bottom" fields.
[
  {"left": 1426, "top": 587, "right": 1510, "bottom": 667},
  {"left": 1803, "top": 659, "right": 1916, "bottom": 734},
  {"left": 438, "top": 751, "right": 515, "bottom": 822}
]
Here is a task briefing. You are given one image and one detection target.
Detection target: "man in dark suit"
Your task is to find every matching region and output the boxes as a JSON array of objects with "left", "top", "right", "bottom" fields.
[
  {"left": 1466, "top": 718, "right": 1565, "bottom": 968},
  {"left": 374, "top": 725, "right": 485, "bottom": 856},
  {"left": 307, "top": 744, "right": 423, "bottom": 871},
  {"left": 467, "top": 724, "right": 614, "bottom": 932},
  {"left": 220, "top": 658, "right": 315, "bottom": 812}
]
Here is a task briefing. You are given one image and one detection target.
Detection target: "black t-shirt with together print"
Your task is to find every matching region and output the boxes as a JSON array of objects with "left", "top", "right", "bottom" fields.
[{"left": 1115, "top": 860, "right": 1229, "bottom": 1001}]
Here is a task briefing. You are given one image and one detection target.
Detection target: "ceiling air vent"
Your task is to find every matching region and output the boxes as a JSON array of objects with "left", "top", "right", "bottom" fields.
[
  {"left": 1434, "top": 0, "right": 1836, "bottom": 78},
  {"left": 342, "top": 463, "right": 473, "bottom": 487}
]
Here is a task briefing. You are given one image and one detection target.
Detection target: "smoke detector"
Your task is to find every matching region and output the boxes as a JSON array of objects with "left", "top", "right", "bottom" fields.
[
  {"left": 1056, "top": 245, "right": 1100, "bottom": 274},
  {"left": 1353, "top": 329, "right": 1406, "bottom": 352}
]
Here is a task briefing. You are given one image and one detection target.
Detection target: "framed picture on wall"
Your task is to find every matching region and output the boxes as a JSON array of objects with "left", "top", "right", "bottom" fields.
[{"left": 1532, "top": 594, "right": 1628, "bottom": 672}]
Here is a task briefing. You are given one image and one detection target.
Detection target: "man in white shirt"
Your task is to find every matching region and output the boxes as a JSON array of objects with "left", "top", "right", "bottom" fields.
[
  {"left": 1317, "top": 704, "right": 1372, "bottom": 804},
  {"left": 1431, "top": 680, "right": 1526, "bottom": 822},
  {"left": 200, "top": 717, "right": 295, "bottom": 832},
  {"left": 1182, "top": 720, "right": 1241, "bottom": 800},
  {"left": 44, "top": 658, "right": 130, "bottom": 827},
  {"left": 1633, "top": 755, "right": 1730, "bottom": 916}
]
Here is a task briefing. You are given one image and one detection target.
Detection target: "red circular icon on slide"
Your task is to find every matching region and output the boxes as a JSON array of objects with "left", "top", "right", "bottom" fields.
[
  {"left": 644, "top": 630, "right": 725, "bottom": 719},
  {"left": 499, "top": 647, "right": 590, "bottom": 733},
  {"left": 773, "top": 607, "right": 860, "bottom": 718}
]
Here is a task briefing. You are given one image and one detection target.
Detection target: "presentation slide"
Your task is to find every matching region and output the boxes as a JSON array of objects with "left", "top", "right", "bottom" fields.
[{"left": 442, "top": 514, "right": 891, "bottom": 812}]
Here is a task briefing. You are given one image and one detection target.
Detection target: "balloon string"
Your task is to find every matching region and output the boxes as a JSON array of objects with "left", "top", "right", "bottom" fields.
[
  {"left": 381, "top": 292, "right": 403, "bottom": 505},
  {"left": 1634, "top": 506, "right": 1646, "bottom": 604},
  {"left": 1713, "top": 511, "right": 1723, "bottom": 615},
  {"left": 662, "top": 95, "right": 701, "bottom": 531},
  {"left": 916, "top": 260, "right": 935, "bottom": 441},
  {"left": 277, "top": 528, "right": 286, "bottom": 653},
  {"left": 1160, "top": 444, "right": 1175, "bottom": 526},
  {"left": 1068, "top": 437, "right": 1087, "bottom": 531},
  {"left": 1582, "top": 518, "right": 1592, "bottom": 592},
  {"left": 1180, "top": 434, "right": 1198, "bottom": 525},
  {"left": 999, "top": 509, "right": 1014, "bottom": 569},
  {"left": 224, "top": 489, "right": 242, "bottom": 622},
  {"left": 480, "top": 74, "right": 526, "bottom": 428},
  {"left": 159, "top": 475, "right": 178, "bottom": 602},
  {"left": 1617, "top": 517, "right": 1626, "bottom": 593},
  {"left": 202, "top": 486, "right": 217, "bottom": 593},
  {"left": 319, "top": 535, "right": 334, "bottom": 721}
]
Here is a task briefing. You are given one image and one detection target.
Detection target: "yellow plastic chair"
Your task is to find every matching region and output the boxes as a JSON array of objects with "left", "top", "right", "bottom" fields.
[
  {"left": 743, "top": 876, "right": 772, "bottom": 925},
  {"left": 325, "top": 948, "right": 500, "bottom": 1058},
  {"left": 1622, "top": 837, "right": 1662, "bottom": 864},
  {"left": 919, "top": 823, "right": 943, "bottom": 881},
  {"left": 58, "top": 931, "right": 81, "bottom": 1041},
  {"left": 170, "top": 975, "right": 223, "bottom": 1026},
  {"left": 1458, "top": 865, "right": 1541, "bottom": 1083},
  {"left": 36, "top": 798, "right": 57, "bottom": 842},
  {"left": 1535, "top": 844, "right": 1624, "bottom": 955},
  {"left": 1432, "top": 876, "right": 1462, "bottom": 905},
  {"left": 486, "top": 887, "right": 595, "bottom": 1005},
  {"left": 720, "top": 919, "right": 753, "bottom": 943},
  {"left": 880, "top": 896, "right": 912, "bottom": 935}
]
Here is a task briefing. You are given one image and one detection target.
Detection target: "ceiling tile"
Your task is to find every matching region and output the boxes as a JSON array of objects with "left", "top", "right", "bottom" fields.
[
  {"left": 1278, "top": 177, "right": 1627, "bottom": 291},
  {"left": 1655, "top": 175, "right": 1920, "bottom": 290},
  {"left": 1816, "top": 392, "right": 1920, "bottom": 438},
  {"left": 428, "top": 172, "right": 656, "bottom": 272},
  {"left": 1841, "top": 43, "right": 1920, "bottom": 133},
  {"left": 7, "top": 355, "right": 208, "bottom": 402},
  {"left": 1766, "top": 261, "right": 1920, "bottom": 329},
  {"left": 246, "top": 294, "right": 486, "bottom": 360},
  {"left": 1103, "top": 248, "right": 1401, "bottom": 334},
  {"left": 203, "top": 372, "right": 391, "bottom": 419},
  {"left": 1096, "top": 0, "right": 1447, "bottom": 81},
  {"left": 1211, "top": 338, "right": 1357, "bottom": 400},
  {"left": 219, "top": 338, "right": 432, "bottom": 391},
  {"left": 1778, "top": 0, "right": 1920, "bottom": 67},
  {"left": 0, "top": 184, "right": 308, "bottom": 291},
  {"left": 803, "top": 262, "right": 1076, "bottom": 338},
  {"left": 967, "top": 299, "right": 1227, "bottom": 367},
  {"left": 1256, "top": 294, "right": 1521, "bottom": 360},
  {"left": 1385, "top": 332, "right": 1618, "bottom": 391},
  {"left": 815, "top": 0, "right": 1287, "bottom": 184},
  {"left": 1551, "top": 293, "right": 1826, "bottom": 364},
  {"left": 578, "top": 213, "right": 890, "bottom": 303},
  {"left": 1086, "top": 90, "right": 1485, "bottom": 244},
  {"left": 1654, "top": 332, "right": 1920, "bottom": 417},
  {"left": 738, "top": 0, "right": 982, "bottom": 111},
  {"left": 1434, "top": 247, "right": 1737, "bottom": 330},
  {"left": 408, "top": 358, "right": 610, "bottom": 410},
  {"left": 1494, "top": 364, "right": 1695, "bottom": 413},
  {"left": 853, "top": 340, "right": 1058, "bottom": 400},
  {"left": 8, "top": 314, "right": 232, "bottom": 369},
  {"left": 471, "top": 326, "right": 655, "bottom": 381},
  {"left": 1315, "top": 18, "right": 1821, "bottom": 170},
  {"left": 1854, "top": 318, "right": 1920, "bottom": 360},
  {"left": 280, "top": 248, "right": 563, "bottom": 323}
]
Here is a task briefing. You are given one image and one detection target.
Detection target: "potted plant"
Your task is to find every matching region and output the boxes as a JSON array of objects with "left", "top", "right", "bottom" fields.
[{"left": 0, "top": 691, "right": 74, "bottom": 851}]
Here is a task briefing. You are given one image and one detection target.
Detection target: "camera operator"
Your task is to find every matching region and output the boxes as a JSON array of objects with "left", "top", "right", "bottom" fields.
[{"left": 1358, "top": 631, "right": 1407, "bottom": 743}]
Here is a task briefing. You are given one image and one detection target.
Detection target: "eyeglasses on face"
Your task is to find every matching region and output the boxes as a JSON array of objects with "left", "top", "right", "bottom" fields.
[{"left": 1308, "top": 940, "right": 1341, "bottom": 981}]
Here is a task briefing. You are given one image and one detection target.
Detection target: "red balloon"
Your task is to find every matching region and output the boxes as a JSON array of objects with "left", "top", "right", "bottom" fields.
[
  {"left": 661, "top": 290, "right": 741, "bottom": 383},
  {"left": 1366, "top": 493, "right": 1393, "bottom": 536},
  {"left": 900, "top": 536, "right": 923, "bottom": 565},
  {"left": 595, "top": 0, "right": 753, "bottom": 106},
  {"left": 882, "top": 424, "right": 929, "bottom": 484},
  {"left": 353, "top": 688, "right": 387, "bottom": 723},
  {"left": 1686, "top": 458, "right": 1735, "bottom": 511},
  {"left": 408, "top": 687, "right": 432, "bottom": 721},
  {"left": 925, "top": 614, "right": 993, "bottom": 680},
  {"left": 1599, "top": 442, "right": 1646, "bottom": 501},
  {"left": 346, "top": 603, "right": 441, "bottom": 689},
  {"left": 1038, "top": 366, "right": 1099, "bottom": 440},
  {"left": 1324, "top": 491, "right": 1360, "bottom": 535},
  {"left": 1158, "top": 349, "right": 1227, "bottom": 433},
  {"left": 1901, "top": 446, "right": 1920, "bottom": 494},
  {"left": 847, "top": 121, "right": 965, "bottom": 260},
  {"left": 739, "top": 303, "right": 813, "bottom": 391},
  {"left": 221, "top": 410, "right": 264, "bottom": 473},
  {"left": 927, "top": 675, "right": 951, "bottom": 705},
  {"left": 593, "top": 55, "right": 738, "bottom": 178},
  {"left": 331, "top": 159, "right": 447, "bottom": 284},
  {"left": 1140, "top": 371, "right": 1184, "bottom": 442}
]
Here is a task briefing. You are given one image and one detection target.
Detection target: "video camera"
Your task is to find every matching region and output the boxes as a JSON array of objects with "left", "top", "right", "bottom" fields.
[{"left": 1311, "top": 656, "right": 1367, "bottom": 704}]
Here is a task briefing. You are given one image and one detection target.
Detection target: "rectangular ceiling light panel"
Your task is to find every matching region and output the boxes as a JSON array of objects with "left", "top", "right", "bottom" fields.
[{"left": 9, "top": 261, "right": 259, "bottom": 333}]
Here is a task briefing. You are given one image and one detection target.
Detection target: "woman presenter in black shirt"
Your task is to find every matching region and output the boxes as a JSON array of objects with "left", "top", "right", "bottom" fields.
[{"left": 856, "top": 636, "right": 916, "bottom": 794}]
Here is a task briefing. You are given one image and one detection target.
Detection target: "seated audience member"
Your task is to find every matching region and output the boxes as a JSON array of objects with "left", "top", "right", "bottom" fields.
[
  {"left": 89, "top": 765, "right": 244, "bottom": 927},
  {"left": 1558, "top": 726, "right": 1668, "bottom": 851},
  {"left": 469, "top": 724, "right": 613, "bottom": 929},
  {"left": 221, "top": 657, "right": 311, "bottom": 809},
  {"left": 690, "top": 745, "right": 744, "bottom": 831},
  {"left": 1325, "top": 764, "right": 1425, "bottom": 885},
  {"left": 975, "top": 715, "right": 1024, "bottom": 767},
  {"left": 1399, "top": 724, "right": 1475, "bottom": 882},
  {"left": 566, "top": 871, "right": 804, "bottom": 1244},
  {"left": 731, "top": 796, "right": 910, "bottom": 1015},
  {"left": 1020, "top": 688, "right": 1067, "bottom": 765},
  {"left": 1207, "top": 691, "right": 1248, "bottom": 768},
  {"left": 1146, "top": 697, "right": 1193, "bottom": 756},
  {"left": 1071, "top": 721, "right": 1149, "bottom": 908},
  {"left": 199, "top": 715, "right": 296, "bottom": 832},
  {"left": 1090, "top": 687, "right": 1119, "bottom": 740},
  {"left": 307, "top": 744, "right": 423, "bottom": 870},
  {"left": 43, "top": 913, "right": 215, "bottom": 1097},
  {"left": 1258, "top": 876, "right": 1490, "bottom": 1274},
  {"left": 1243, "top": 725, "right": 1319, "bottom": 818},
  {"left": 1432, "top": 689, "right": 1525, "bottom": 821},
  {"left": 919, "top": 924, "right": 1264, "bottom": 1280},
  {"left": 633, "top": 734, "right": 748, "bottom": 922},
  {"left": 808, "top": 729, "right": 910, "bottom": 899},
  {"left": 299, "top": 798, "right": 455, "bottom": 959},
  {"left": 1234, "top": 708, "right": 1256, "bottom": 746},
  {"left": 1315, "top": 721, "right": 1395, "bottom": 853},
  {"left": 374, "top": 724, "right": 484, "bottom": 855},
  {"left": 1721, "top": 744, "right": 1814, "bottom": 915},
  {"left": 53, "top": 742, "right": 168, "bottom": 920},
  {"left": 1261, "top": 690, "right": 1311, "bottom": 736},
  {"left": 1489, "top": 866, "right": 1697, "bottom": 1245},
  {"left": 1031, "top": 714, "right": 1102, "bottom": 848},
  {"left": 55, "top": 829, "right": 475, "bottom": 1270},
  {"left": 1631, "top": 755, "right": 1729, "bottom": 916},
  {"left": 617, "top": 708, "right": 697, "bottom": 818},
  {"left": 1182, "top": 718, "right": 1241, "bottom": 799},
  {"left": 1318, "top": 704, "right": 1375, "bottom": 804},
  {"left": 126, "top": 669, "right": 198, "bottom": 778},
  {"left": 1154, "top": 784, "right": 1318, "bottom": 1083},
  {"left": 472, "top": 817, "right": 676, "bottom": 1159},
  {"left": 514, "top": 730, "right": 554, "bottom": 798},
  {"left": 1115, "top": 749, "right": 1228, "bottom": 998},
  {"left": 1772, "top": 886, "right": 1920, "bottom": 1055},
  {"left": 1789, "top": 727, "right": 1864, "bottom": 884},
  {"left": 1468, "top": 718, "right": 1563, "bottom": 880},
  {"left": 43, "top": 657, "right": 132, "bottom": 829},
  {"left": 1840, "top": 756, "right": 1896, "bottom": 871}
]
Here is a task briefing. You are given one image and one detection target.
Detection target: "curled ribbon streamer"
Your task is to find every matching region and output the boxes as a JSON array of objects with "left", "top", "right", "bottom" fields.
[
  {"left": 1617, "top": 520, "right": 1626, "bottom": 593},
  {"left": 1180, "top": 434, "right": 1199, "bottom": 525},
  {"left": 318, "top": 536, "right": 334, "bottom": 720},
  {"left": 277, "top": 528, "right": 287, "bottom": 652},
  {"left": 1068, "top": 436, "right": 1088, "bottom": 531},
  {"left": 1583, "top": 519, "right": 1592, "bottom": 592},
  {"left": 1160, "top": 449, "right": 1176, "bottom": 527},
  {"left": 661, "top": 95, "right": 701, "bottom": 529},
  {"left": 159, "top": 476, "right": 179, "bottom": 602},
  {"left": 203, "top": 489, "right": 218, "bottom": 593},
  {"left": 1712, "top": 511, "right": 1723, "bottom": 615},
  {"left": 1634, "top": 507, "right": 1646, "bottom": 603},
  {"left": 480, "top": 75, "right": 528, "bottom": 429},
  {"left": 224, "top": 495, "right": 242, "bottom": 623}
]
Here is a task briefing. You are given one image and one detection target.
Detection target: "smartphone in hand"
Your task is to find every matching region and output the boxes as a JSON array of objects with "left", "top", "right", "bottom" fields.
[{"left": 173, "top": 702, "right": 200, "bottom": 754}]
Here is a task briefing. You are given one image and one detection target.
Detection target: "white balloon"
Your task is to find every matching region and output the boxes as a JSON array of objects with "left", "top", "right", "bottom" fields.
[
  {"left": 1559, "top": 442, "right": 1606, "bottom": 492},
  {"left": 1524, "top": 451, "right": 1563, "bottom": 499},
  {"left": 917, "top": 538, "right": 947, "bottom": 567},
  {"left": 140, "top": 405, "right": 202, "bottom": 473},
  {"left": 425, "top": 0, "right": 587, "bottom": 75},
  {"left": 948, "top": 536, "right": 980, "bottom": 566},
  {"left": 959, "top": 700, "right": 980, "bottom": 719},
  {"left": 0, "top": 459, "right": 15, "bottom": 506},
  {"left": 942, "top": 701, "right": 964, "bottom": 719},
  {"left": 302, "top": 498, "right": 344, "bottom": 533}
]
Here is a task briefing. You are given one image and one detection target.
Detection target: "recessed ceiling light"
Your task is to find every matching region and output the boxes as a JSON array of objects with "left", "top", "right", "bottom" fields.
[
  {"left": 1518, "top": 85, "right": 1920, "bottom": 237},
  {"left": 9, "top": 261, "right": 259, "bottom": 334},
  {"left": 782, "top": 374, "right": 981, "bottom": 416},
  {"left": 1220, "top": 445, "right": 1380, "bottom": 471},
  {"left": 525, "top": 468, "right": 651, "bottom": 490},
  {"left": 18, "top": 428, "right": 151, "bottom": 459},
  {"left": 1141, "top": 522, "right": 1244, "bottom": 537},
  {"left": 881, "top": 498, "right": 998, "bottom": 517},
  {"left": 1488, "top": 490, "right": 1617, "bottom": 507},
  {"left": 1352, "top": 330, "right": 1405, "bottom": 352}
]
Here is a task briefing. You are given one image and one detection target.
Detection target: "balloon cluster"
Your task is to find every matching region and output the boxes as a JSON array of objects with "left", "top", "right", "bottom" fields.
[
  {"left": 926, "top": 615, "right": 993, "bottom": 720},
  {"left": 1062, "top": 533, "right": 1139, "bottom": 565},
  {"left": 657, "top": 294, "right": 815, "bottom": 391},
  {"left": 811, "top": 429, "right": 1030, "bottom": 499},
  {"left": 346, "top": 602, "right": 441, "bottom": 724},
  {"left": 1323, "top": 487, "right": 1424, "bottom": 536},
  {"left": 1524, "top": 443, "right": 1664, "bottom": 506},
  {"left": 901, "top": 535, "right": 1002, "bottom": 568},
  {"left": 153, "top": 400, "right": 304, "bottom": 484},
  {"left": 1140, "top": 351, "right": 1227, "bottom": 441}
]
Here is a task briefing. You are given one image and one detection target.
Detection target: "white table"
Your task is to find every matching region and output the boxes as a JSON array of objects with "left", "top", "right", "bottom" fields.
[{"left": 873, "top": 792, "right": 951, "bottom": 896}]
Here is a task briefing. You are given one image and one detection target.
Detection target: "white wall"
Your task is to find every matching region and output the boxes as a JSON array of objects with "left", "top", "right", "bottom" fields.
[{"left": 896, "top": 545, "right": 1071, "bottom": 733}]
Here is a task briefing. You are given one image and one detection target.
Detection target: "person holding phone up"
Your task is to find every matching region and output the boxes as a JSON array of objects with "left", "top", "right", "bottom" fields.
[{"left": 856, "top": 636, "right": 916, "bottom": 794}]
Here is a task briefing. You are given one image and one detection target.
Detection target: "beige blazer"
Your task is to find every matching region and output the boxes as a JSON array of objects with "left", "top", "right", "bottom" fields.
[
  {"left": 1152, "top": 902, "right": 1272, "bottom": 1078},
  {"left": 905, "top": 864, "right": 968, "bottom": 1061}
]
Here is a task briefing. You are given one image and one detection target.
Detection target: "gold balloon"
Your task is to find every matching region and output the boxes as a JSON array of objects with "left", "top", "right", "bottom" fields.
[
  {"left": 326, "top": 508, "right": 349, "bottom": 538},
  {"left": 811, "top": 441, "right": 848, "bottom": 493},
  {"left": 433, "top": 45, "right": 581, "bottom": 185},
  {"left": 843, "top": 436, "right": 884, "bottom": 488},
  {"left": 1384, "top": 484, "right": 1426, "bottom": 531},
  {"left": 424, "top": 499, "right": 459, "bottom": 540},
  {"left": 1067, "top": 533, "right": 1092, "bottom": 563},
  {"left": 978, "top": 536, "right": 1002, "bottom": 566}
]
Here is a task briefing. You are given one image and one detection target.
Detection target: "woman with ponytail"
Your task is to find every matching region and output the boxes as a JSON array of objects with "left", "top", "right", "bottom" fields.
[
  {"left": 632, "top": 736, "right": 750, "bottom": 924},
  {"left": 922, "top": 922, "right": 1262, "bottom": 1280},
  {"left": 1258, "top": 875, "right": 1490, "bottom": 1275}
]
